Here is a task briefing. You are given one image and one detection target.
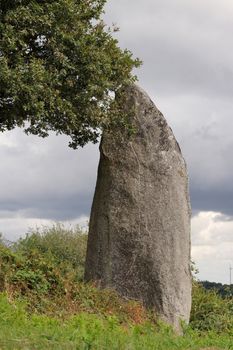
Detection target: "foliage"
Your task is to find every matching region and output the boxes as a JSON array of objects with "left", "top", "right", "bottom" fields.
[
  {"left": 200, "top": 280, "right": 233, "bottom": 298},
  {"left": 0, "top": 226, "right": 148, "bottom": 323},
  {"left": 14, "top": 224, "right": 87, "bottom": 280},
  {"left": 0, "top": 0, "right": 141, "bottom": 148},
  {"left": 190, "top": 281, "right": 233, "bottom": 334},
  {"left": 0, "top": 239, "right": 65, "bottom": 299},
  {"left": 190, "top": 260, "right": 199, "bottom": 278}
]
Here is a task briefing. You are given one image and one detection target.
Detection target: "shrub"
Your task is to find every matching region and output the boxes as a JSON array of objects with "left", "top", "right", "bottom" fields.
[
  {"left": 190, "top": 281, "right": 233, "bottom": 334},
  {"left": 14, "top": 224, "right": 88, "bottom": 280},
  {"left": 0, "top": 226, "right": 149, "bottom": 323}
]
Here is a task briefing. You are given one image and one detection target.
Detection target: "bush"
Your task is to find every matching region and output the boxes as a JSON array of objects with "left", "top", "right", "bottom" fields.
[
  {"left": 0, "top": 242, "right": 65, "bottom": 301},
  {"left": 14, "top": 224, "right": 88, "bottom": 280},
  {"left": 0, "top": 242, "right": 20, "bottom": 292},
  {"left": 0, "top": 225, "right": 88, "bottom": 311},
  {"left": 190, "top": 281, "right": 233, "bottom": 334},
  {"left": 0, "top": 226, "right": 149, "bottom": 323}
]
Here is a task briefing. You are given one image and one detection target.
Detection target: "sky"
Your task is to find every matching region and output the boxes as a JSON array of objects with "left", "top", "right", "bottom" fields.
[{"left": 0, "top": 0, "right": 233, "bottom": 284}]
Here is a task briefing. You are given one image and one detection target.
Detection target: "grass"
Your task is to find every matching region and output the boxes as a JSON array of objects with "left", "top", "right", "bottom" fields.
[
  {"left": 0, "top": 225, "right": 232, "bottom": 349},
  {"left": 0, "top": 294, "right": 232, "bottom": 350}
]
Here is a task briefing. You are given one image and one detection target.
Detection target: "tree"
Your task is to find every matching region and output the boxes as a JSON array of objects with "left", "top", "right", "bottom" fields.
[{"left": 0, "top": 0, "right": 140, "bottom": 148}]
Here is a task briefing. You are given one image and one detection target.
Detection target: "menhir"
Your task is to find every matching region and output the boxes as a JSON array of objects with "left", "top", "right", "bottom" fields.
[{"left": 85, "top": 84, "right": 192, "bottom": 332}]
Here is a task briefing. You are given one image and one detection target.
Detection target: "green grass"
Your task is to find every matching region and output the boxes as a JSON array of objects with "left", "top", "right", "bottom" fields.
[
  {"left": 0, "top": 225, "right": 232, "bottom": 349},
  {"left": 0, "top": 294, "right": 232, "bottom": 350}
]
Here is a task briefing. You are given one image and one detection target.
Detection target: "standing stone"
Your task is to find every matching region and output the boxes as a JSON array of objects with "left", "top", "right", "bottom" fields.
[{"left": 85, "top": 84, "right": 192, "bottom": 331}]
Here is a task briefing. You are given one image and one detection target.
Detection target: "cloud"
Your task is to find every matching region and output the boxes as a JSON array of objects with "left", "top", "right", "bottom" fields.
[
  {"left": 0, "top": 129, "right": 99, "bottom": 221},
  {"left": 0, "top": 215, "right": 89, "bottom": 242},
  {"left": 106, "top": 0, "right": 233, "bottom": 98},
  {"left": 191, "top": 211, "right": 233, "bottom": 283}
]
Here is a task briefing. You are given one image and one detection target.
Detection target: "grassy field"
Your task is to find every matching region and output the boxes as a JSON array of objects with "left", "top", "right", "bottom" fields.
[{"left": 0, "top": 225, "right": 232, "bottom": 349}]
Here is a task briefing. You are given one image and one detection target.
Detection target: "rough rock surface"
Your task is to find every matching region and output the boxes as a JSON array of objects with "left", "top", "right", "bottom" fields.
[{"left": 85, "top": 84, "right": 192, "bottom": 331}]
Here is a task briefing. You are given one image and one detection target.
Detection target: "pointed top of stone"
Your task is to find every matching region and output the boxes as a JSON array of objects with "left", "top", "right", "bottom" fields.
[{"left": 120, "top": 82, "right": 158, "bottom": 111}]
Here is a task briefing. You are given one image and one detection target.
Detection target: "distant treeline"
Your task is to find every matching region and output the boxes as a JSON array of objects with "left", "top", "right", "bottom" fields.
[{"left": 200, "top": 281, "right": 233, "bottom": 298}]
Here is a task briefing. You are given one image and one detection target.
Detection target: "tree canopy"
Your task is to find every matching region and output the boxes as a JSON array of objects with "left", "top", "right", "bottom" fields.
[{"left": 0, "top": 0, "right": 141, "bottom": 148}]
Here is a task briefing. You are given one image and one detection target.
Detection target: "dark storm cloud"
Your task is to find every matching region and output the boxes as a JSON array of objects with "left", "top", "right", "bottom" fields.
[
  {"left": 0, "top": 193, "right": 92, "bottom": 221},
  {"left": 191, "top": 188, "right": 233, "bottom": 218}
]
